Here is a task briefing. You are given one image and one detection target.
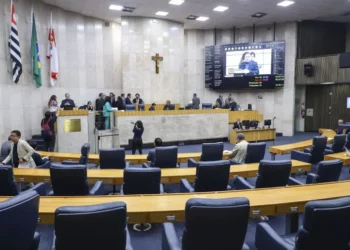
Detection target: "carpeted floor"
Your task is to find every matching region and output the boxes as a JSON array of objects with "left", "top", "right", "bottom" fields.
[{"left": 37, "top": 132, "right": 350, "bottom": 250}]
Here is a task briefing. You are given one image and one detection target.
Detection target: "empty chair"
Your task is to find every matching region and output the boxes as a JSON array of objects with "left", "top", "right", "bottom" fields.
[
  {"left": 0, "top": 166, "right": 46, "bottom": 196},
  {"left": 125, "top": 104, "right": 136, "bottom": 111},
  {"left": 138, "top": 104, "right": 145, "bottom": 111},
  {"left": 235, "top": 160, "right": 291, "bottom": 190},
  {"left": 325, "top": 134, "right": 346, "bottom": 154},
  {"left": 50, "top": 165, "right": 103, "bottom": 196},
  {"left": 245, "top": 142, "right": 266, "bottom": 164},
  {"left": 143, "top": 146, "right": 178, "bottom": 168},
  {"left": 61, "top": 143, "right": 97, "bottom": 169},
  {"left": 181, "top": 160, "right": 231, "bottom": 192},
  {"left": 162, "top": 197, "right": 250, "bottom": 250},
  {"left": 201, "top": 103, "right": 213, "bottom": 109},
  {"left": 0, "top": 190, "right": 41, "bottom": 250},
  {"left": 289, "top": 160, "right": 342, "bottom": 185},
  {"left": 188, "top": 142, "right": 224, "bottom": 167},
  {"left": 54, "top": 202, "right": 133, "bottom": 250},
  {"left": 297, "top": 136, "right": 327, "bottom": 163},
  {"left": 255, "top": 197, "right": 350, "bottom": 250},
  {"left": 99, "top": 148, "right": 128, "bottom": 169}
]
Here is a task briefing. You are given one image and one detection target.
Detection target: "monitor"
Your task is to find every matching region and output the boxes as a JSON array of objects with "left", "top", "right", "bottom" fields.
[
  {"left": 264, "top": 119, "right": 272, "bottom": 127},
  {"left": 347, "top": 97, "right": 350, "bottom": 109},
  {"left": 250, "top": 120, "right": 259, "bottom": 129},
  {"left": 242, "top": 120, "right": 250, "bottom": 128}
]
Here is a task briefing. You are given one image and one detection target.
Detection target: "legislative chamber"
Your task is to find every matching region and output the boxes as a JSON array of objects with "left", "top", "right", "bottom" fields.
[{"left": 1, "top": 0, "right": 350, "bottom": 249}]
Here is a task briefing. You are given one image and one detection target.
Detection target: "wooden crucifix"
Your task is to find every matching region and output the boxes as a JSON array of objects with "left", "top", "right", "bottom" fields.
[{"left": 152, "top": 53, "right": 163, "bottom": 74}]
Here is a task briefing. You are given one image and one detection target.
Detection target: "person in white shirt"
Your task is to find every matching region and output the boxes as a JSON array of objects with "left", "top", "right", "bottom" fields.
[{"left": 228, "top": 133, "right": 249, "bottom": 163}]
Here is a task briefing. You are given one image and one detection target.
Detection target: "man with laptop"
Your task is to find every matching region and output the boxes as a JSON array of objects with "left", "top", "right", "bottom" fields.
[{"left": 60, "top": 93, "right": 76, "bottom": 109}]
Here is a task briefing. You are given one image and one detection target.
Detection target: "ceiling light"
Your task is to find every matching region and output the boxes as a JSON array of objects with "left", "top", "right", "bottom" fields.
[
  {"left": 213, "top": 6, "right": 229, "bottom": 12},
  {"left": 186, "top": 15, "right": 198, "bottom": 20},
  {"left": 109, "top": 4, "right": 123, "bottom": 11},
  {"left": 277, "top": 1, "right": 295, "bottom": 7},
  {"left": 251, "top": 12, "right": 267, "bottom": 18},
  {"left": 169, "top": 0, "right": 184, "bottom": 5},
  {"left": 196, "top": 16, "right": 209, "bottom": 21},
  {"left": 156, "top": 11, "right": 169, "bottom": 16}
]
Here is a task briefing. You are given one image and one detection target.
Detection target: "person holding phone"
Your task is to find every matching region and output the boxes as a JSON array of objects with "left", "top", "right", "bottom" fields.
[{"left": 132, "top": 120, "right": 144, "bottom": 155}]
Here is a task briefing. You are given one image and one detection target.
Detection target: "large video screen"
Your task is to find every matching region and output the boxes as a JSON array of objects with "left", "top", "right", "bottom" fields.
[{"left": 205, "top": 41, "right": 285, "bottom": 89}]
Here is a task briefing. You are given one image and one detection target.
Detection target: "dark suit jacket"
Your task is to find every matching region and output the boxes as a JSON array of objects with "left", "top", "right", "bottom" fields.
[
  {"left": 125, "top": 97, "right": 132, "bottom": 105},
  {"left": 216, "top": 98, "right": 223, "bottom": 107},
  {"left": 233, "top": 122, "right": 243, "bottom": 130},
  {"left": 133, "top": 98, "right": 144, "bottom": 104},
  {"left": 95, "top": 98, "right": 105, "bottom": 111},
  {"left": 60, "top": 99, "right": 76, "bottom": 108},
  {"left": 149, "top": 107, "right": 155, "bottom": 111}
]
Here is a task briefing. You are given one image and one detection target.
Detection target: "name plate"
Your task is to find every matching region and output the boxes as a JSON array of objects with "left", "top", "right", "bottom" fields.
[{"left": 64, "top": 119, "right": 82, "bottom": 133}]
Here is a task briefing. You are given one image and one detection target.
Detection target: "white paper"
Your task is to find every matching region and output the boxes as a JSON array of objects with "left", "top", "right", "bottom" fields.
[{"left": 18, "top": 162, "right": 30, "bottom": 168}]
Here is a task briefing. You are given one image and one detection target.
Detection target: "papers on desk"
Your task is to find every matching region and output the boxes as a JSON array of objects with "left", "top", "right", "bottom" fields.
[{"left": 18, "top": 162, "right": 30, "bottom": 168}]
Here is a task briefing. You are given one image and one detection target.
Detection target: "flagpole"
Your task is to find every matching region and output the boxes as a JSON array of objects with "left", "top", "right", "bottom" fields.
[{"left": 51, "top": 11, "right": 52, "bottom": 28}]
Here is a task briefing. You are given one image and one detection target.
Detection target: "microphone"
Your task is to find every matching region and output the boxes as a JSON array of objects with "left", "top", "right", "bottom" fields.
[{"left": 273, "top": 117, "right": 276, "bottom": 120}]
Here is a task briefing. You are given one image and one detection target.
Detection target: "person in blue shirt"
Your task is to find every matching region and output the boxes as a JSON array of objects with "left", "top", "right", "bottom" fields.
[
  {"left": 60, "top": 93, "right": 76, "bottom": 108},
  {"left": 147, "top": 138, "right": 163, "bottom": 166},
  {"left": 149, "top": 103, "right": 156, "bottom": 111},
  {"left": 132, "top": 120, "right": 144, "bottom": 155},
  {"left": 103, "top": 96, "right": 114, "bottom": 129},
  {"left": 125, "top": 93, "right": 132, "bottom": 105}
]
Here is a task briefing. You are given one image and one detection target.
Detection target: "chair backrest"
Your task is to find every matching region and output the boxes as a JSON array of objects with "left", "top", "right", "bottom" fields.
[
  {"left": 138, "top": 104, "right": 145, "bottom": 111},
  {"left": 0, "top": 191, "right": 40, "bottom": 249},
  {"left": 154, "top": 146, "right": 178, "bottom": 168},
  {"left": 245, "top": 142, "right": 266, "bottom": 163},
  {"left": 200, "top": 142, "right": 224, "bottom": 161},
  {"left": 310, "top": 136, "right": 327, "bottom": 162},
  {"left": 255, "top": 160, "right": 291, "bottom": 188},
  {"left": 202, "top": 103, "right": 213, "bottom": 109},
  {"left": 55, "top": 202, "right": 128, "bottom": 250},
  {"left": 314, "top": 160, "right": 342, "bottom": 183},
  {"left": 345, "top": 133, "right": 350, "bottom": 150},
  {"left": 125, "top": 104, "right": 135, "bottom": 111},
  {"left": 0, "top": 166, "right": 18, "bottom": 196},
  {"left": 50, "top": 164, "right": 90, "bottom": 196},
  {"left": 194, "top": 161, "right": 230, "bottom": 192},
  {"left": 182, "top": 197, "right": 249, "bottom": 250},
  {"left": 123, "top": 168, "right": 161, "bottom": 194},
  {"left": 79, "top": 143, "right": 90, "bottom": 164},
  {"left": 99, "top": 148, "right": 126, "bottom": 169},
  {"left": 332, "top": 134, "right": 346, "bottom": 153},
  {"left": 296, "top": 197, "right": 350, "bottom": 250}
]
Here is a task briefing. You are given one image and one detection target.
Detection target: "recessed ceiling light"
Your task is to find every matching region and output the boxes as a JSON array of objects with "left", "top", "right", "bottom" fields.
[
  {"left": 156, "top": 11, "right": 169, "bottom": 16},
  {"left": 277, "top": 0, "right": 295, "bottom": 7},
  {"left": 196, "top": 16, "right": 209, "bottom": 21},
  {"left": 251, "top": 12, "right": 267, "bottom": 18},
  {"left": 109, "top": 4, "right": 123, "bottom": 11},
  {"left": 169, "top": 0, "right": 184, "bottom": 5},
  {"left": 186, "top": 15, "right": 198, "bottom": 20},
  {"left": 213, "top": 6, "right": 229, "bottom": 12}
]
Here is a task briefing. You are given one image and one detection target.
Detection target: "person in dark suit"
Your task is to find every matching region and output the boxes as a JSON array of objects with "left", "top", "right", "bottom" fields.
[
  {"left": 60, "top": 93, "right": 76, "bottom": 108},
  {"left": 163, "top": 100, "right": 172, "bottom": 110},
  {"left": 133, "top": 93, "right": 144, "bottom": 104},
  {"left": 147, "top": 138, "right": 163, "bottom": 167},
  {"left": 110, "top": 93, "right": 117, "bottom": 108},
  {"left": 125, "top": 93, "right": 132, "bottom": 105},
  {"left": 115, "top": 96, "right": 125, "bottom": 111},
  {"left": 149, "top": 103, "right": 156, "bottom": 111},
  {"left": 132, "top": 120, "right": 144, "bottom": 155},
  {"left": 95, "top": 93, "right": 105, "bottom": 111},
  {"left": 233, "top": 118, "right": 243, "bottom": 130},
  {"left": 216, "top": 95, "right": 224, "bottom": 108}
]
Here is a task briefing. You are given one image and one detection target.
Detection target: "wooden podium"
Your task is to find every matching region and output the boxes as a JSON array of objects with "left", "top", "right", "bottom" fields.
[{"left": 230, "top": 128, "right": 276, "bottom": 144}]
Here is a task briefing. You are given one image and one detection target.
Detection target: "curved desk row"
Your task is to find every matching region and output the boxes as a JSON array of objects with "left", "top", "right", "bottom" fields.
[
  {"left": 13, "top": 160, "right": 311, "bottom": 185},
  {"left": 324, "top": 152, "right": 350, "bottom": 165},
  {"left": 269, "top": 128, "right": 336, "bottom": 159}
]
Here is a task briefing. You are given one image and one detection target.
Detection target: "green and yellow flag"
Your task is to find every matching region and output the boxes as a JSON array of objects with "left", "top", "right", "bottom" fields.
[{"left": 30, "top": 12, "right": 42, "bottom": 88}]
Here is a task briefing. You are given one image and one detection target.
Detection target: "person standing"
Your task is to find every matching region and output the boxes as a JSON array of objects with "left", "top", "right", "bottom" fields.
[
  {"left": 95, "top": 93, "right": 105, "bottom": 111},
  {"left": 115, "top": 96, "right": 125, "bottom": 111},
  {"left": 121, "top": 93, "right": 126, "bottom": 106},
  {"left": 192, "top": 93, "right": 200, "bottom": 109},
  {"left": 41, "top": 111, "right": 57, "bottom": 152},
  {"left": 216, "top": 95, "right": 224, "bottom": 108},
  {"left": 125, "top": 93, "right": 132, "bottom": 105},
  {"left": 60, "top": 93, "right": 76, "bottom": 108},
  {"left": 225, "top": 94, "right": 234, "bottom": 108},
  {"left": 103, "top": 96, "right": 114, "bottom": 130},
  {"left": 132, "top": 120, "right": 144, "bottom": 155},
  {"left": 1, "top": 130, "right": 36, "bottom": 168},
  {"left": 110, "top": 92, "right": 117, "bottom": 108},
  {"left": 133, "top": 93, "right": 144, "bottom": 104},
  {"left": 48, "top": 95, "right": 58, "bottom": 118}
]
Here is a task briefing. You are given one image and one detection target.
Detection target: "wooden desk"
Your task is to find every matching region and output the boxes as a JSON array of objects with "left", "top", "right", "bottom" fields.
[
  {"left": 228, "top": 111, "right": 264, "bottom": 124},
  {"left": 13, "top": 160, "right": 310, "bottom": 185},
  {"left": 37, "top": 152, "right": 232, "bottom": 165},
  {"left": 230, "top": 129, "right": 276, "bottom": 144},
  {"left": 1, "top": 181, "right": 349, "bottom": 226},
  {"left": 269, "top": 128, "right": 336, "bottom": 159},
  {"left": 324, "top": 152, "right": 350, "bottom": 165}
]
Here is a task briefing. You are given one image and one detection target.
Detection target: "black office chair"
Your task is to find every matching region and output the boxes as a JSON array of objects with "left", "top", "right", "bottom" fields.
[
  {"left": 162, "top": 197, "right": 250, "bottom": 250},
  {"left": 302, "top": 136, "right": 328, "bottom": 163},
  {"left": 245, "top": 142, "right": 266, "bottom": 164},
  {"left": 255, "top": 197, "right": 350, "bottom": 250},
  {"left": 180, "top": 160, "right": 231, "bottom": 192},
  {"left": 0, "top": 166, "right": 46, "bottom": 196},
  {"left": 121, "top": 168, "right": 163, "bottom": 231},
  {"left": 54, "top": 202, "right": 133, "bottom": 250},
  {"left": 0, "top": 190, "right": 41, "bottom": 250},
  {"left": 235, "top": 160, "right": 292, "bottom": 190},
  {"left": 49, "top": 164, "right": 103, "bottom": 196},
  {"left": 61, "top": 143, "right": 97, "bottom": 169},
  {"left": 188, "top": 142, "right": 224, "bottom": 167},
  {"left": 325, "top": 134, "right": 346, "bottom": 154},
  {"left": 99, "top": 148, "right": 128, "bottom": 169},
  {"left": 289, "top": 160, "right": 342, "bottom": 185},
  {"left": 143, "top": 146, "right": 178, "bottom": 168}
]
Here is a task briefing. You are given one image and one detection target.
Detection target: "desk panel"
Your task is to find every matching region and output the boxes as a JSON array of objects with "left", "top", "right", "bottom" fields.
[{"left": 230, "top": 129, "right": 276, "bottom": 143}]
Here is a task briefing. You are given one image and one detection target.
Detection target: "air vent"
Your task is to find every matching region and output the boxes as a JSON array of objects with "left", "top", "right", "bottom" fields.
[
  {"left": 187, "top": 15, "right": 198, "bottom": 20},
  {"left": 123, "top": 7, "right": 135, "bottom": 13},
  {"left": 251, "top": 12, "right": 267, "bottom": 18}
]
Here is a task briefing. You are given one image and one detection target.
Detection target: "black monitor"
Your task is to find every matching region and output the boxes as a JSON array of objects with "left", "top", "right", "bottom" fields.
[
  {"left": 63, "top": 106, "right": 74, "bottom": 111},
  {"left": 250, "top": 120, "right": 259, "bottom": 129},
  {"left": 264, "top": 119, "right": 272, "bottom": 127},
  {"left": 242, "top": 120, "right": 250, "bottom": 128}
]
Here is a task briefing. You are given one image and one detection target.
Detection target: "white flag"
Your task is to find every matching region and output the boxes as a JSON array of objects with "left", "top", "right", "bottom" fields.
[{"left": 47, "top": 28, "right": 58, "bottom": 86}]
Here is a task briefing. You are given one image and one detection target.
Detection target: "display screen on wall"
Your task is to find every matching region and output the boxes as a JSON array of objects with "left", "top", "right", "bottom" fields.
[
  {"left": 347, "top": 97, "right": 350, "bottom": 109},
  {"left": 205, "top": 41, "right": 285, "bottom": 90}
]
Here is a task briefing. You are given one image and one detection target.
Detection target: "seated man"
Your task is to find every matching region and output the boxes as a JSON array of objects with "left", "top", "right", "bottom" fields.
[
  {"left": 147, "top": 138, "right": 163, "bottom": 166},
  {"left": 233, "top": 118, "right": 243, "bottom": 130},
  {"left": 335, "top": 119, "right": 348, "bottom": 134},
  {"left": 227, "top": 133, "right": 248, "bottom": 163},
  {"left": 0, "top": 136, "right": 12, "bottom": 162},
  {"left": 149, "top": 103, "right": 156, "bottom": 111},
  {"left": 163, "top": 100, "right": 172, "bottom": 110}
]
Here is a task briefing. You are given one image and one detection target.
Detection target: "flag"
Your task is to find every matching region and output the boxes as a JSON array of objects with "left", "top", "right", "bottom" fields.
[
  {"left": 30, "top": 11, "right": 42, "bottom": 88},
  {"left": 9, "top": 3, "right": 22, "bottom": 83},
  {"left": 47, "top": 27, "right": 58, "bottom": 86}
]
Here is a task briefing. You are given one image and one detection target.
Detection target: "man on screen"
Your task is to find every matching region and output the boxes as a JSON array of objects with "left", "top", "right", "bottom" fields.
[
  {"left": 239, "top": 52, "right": 259, "bottom": 75},
  {"left": 250, "top": 52, "right": 260, "bottom": 75}
]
